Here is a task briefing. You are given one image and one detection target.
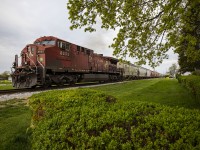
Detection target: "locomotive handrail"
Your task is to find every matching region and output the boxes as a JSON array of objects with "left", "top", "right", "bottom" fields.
[
  {"left": 36, "top": 55, "right": 45, "bottom": 79},
  {"left": 36, "top": 55, "right": 44, "bottom": 68},
  {"left": 26, "top": 53, "right": 38, "bottom": 74}
]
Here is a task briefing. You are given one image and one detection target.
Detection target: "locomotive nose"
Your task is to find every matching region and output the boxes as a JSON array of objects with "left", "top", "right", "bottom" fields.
[{"left": 12, "top": 72, "right": 37, "bottom": 89}]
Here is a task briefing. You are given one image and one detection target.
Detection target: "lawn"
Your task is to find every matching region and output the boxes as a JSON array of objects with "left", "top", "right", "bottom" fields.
[
  {"left": 0, "top": 80, "right": 14, "bottom": 90},
  {"left": 0, "top": 85, "right": 14, "bottom": 90},
  {"left": 0, "top": 78, "right": 199, "bottom": 149},
  {"left": 0, "top": 99, "right": 32, "bottom": 150},
  {"left": 92, "top": 78, "right": 200, "bottom": 109},
  {"left": 0, "top": 80, "right": 11, "bottom": 84}
]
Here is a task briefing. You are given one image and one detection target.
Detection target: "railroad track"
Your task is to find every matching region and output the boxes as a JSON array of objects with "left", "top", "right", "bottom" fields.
[
  {"left": 0, "top": 88, "right": 30, "bottom": 95},
  {"left": 0, "top": 82, "right": 103, "bottom": 96}
]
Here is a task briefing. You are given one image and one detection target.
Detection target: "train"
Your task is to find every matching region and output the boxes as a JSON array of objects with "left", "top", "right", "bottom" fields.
[{"left": 11, "top": 36, "right": 162, "bottom": 89}]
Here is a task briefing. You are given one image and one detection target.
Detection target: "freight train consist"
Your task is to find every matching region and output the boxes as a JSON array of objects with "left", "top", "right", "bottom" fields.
[{"left": 11, "top": 36, "right": 161, "bottom": 88}]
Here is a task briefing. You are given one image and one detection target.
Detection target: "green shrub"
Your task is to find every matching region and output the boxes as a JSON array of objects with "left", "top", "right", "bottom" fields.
[
  {"left": 175, "top": 73, "right": 181, "bottom": 79},
  {"left": 177, "top": 75, "right": 200, "bottom": 102},
  {"left": 164, "top": 74, "right": 169, "bottom": 78},
  {"left": 29, "top": 89, "right": 200, "bottom": 149}
]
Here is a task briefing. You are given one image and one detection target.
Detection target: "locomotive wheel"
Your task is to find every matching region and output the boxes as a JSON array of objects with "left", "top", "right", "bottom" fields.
[
  {"left": 44, "top": 83, "right": 51, "bottom": 88},
  {"left": 60, "top": 78, "right": 67, "bottom": 86}
]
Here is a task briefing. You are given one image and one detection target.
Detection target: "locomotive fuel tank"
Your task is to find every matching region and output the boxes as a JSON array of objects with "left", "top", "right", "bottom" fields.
[{"left": 81, "top": 74, "right": 109, "bottom": 82}]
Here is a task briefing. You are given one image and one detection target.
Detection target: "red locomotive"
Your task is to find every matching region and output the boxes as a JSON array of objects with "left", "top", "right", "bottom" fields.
[{"left": 11, "top": 36, "right": 121, "bottom": 88}]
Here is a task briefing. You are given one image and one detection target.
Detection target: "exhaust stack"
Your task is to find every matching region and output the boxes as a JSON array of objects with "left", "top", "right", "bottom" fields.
[{"left": 15, "top": 54, "right": 18, "bottom": 67}]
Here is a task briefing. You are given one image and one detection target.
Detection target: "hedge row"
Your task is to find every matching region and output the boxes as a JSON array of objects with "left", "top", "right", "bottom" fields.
[
  {"left": 177, "top": 75, "right": 200, "bottom": 103},
  {"left": 29, "top": 89, "right": 200, "bottom": 150}
]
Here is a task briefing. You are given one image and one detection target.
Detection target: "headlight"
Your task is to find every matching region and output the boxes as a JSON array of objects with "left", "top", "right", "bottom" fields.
[{"left": 39, "top": 57, "right": 43, "bottom": 62}]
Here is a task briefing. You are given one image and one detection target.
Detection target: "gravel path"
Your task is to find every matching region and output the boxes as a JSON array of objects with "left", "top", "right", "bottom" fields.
[
  {"left": 0, "top": 92, "right": 41, "bottom": 101},
  {"left": 0, "top": 82, "right": 123, "bottom": 102}
]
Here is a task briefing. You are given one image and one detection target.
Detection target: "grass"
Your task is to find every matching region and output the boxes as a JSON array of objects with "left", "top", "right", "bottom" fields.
[
  {"left": 0, "top": 80, "right": 11, "bottom": 84},
  {"left": 0, "top": 99, "right": 32, "bottom": 150},
  {"left": 0, "top": 80, "right": 14, "bottom": 90},
  {"left": 0, "top": 85, "right": 14, "bottom": 90},
  {"left": 92, "top": 78, "right": 200, "bottom": 109},
  {"left": 0, "top": 78, "right": 199, "bottom": 149}
]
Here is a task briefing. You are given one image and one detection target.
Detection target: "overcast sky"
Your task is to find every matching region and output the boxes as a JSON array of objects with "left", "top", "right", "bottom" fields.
[{"left": 0, "top": 0, "right": 178, "bottom": 74}]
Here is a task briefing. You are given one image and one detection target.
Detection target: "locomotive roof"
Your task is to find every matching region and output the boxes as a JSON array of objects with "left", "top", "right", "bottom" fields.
[
  {"left": 34, "top": 36, "right": 64, "bottom": 43},
  {"left": 34, "top": 36, "right": 119, "bottom": 60}
]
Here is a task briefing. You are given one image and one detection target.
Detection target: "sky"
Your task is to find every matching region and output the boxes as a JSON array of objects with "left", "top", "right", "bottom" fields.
[{"left": 0, "top": 0, "right": 178, "bottom": 74}]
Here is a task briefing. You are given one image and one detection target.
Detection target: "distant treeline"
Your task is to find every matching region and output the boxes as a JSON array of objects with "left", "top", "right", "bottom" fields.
[{"left": 0, "top": 71, "right": 10, "bottom": 80}]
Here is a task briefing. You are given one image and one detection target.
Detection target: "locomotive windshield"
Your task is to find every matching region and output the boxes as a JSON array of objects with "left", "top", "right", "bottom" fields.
[{"left": 34, "top": 40, "right": 56, "bottom": 46}]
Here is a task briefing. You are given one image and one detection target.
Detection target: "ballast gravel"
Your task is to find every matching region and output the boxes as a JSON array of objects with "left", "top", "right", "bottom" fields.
[
  {"left": 0, "top": 92, "right": 41, "bottom": 102},
  {"left": 0, "top": 82, "right": 124, "bottom": 102}
]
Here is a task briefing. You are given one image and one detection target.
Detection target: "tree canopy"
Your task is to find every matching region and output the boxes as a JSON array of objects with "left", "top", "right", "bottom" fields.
[
  {"left": 175, "top": 2, "right": 200, "bottom": 72},
  {"left": 177, "top": 44, "right": 200, "bottom": 73},
  {"left": 67, "top": 0, "right": 200, "bottom": 68}
]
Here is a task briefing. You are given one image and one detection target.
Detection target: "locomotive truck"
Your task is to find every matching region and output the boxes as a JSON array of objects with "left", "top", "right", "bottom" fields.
[{"left": 11, "top": 36, "right": 161, "bottom": 89}]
